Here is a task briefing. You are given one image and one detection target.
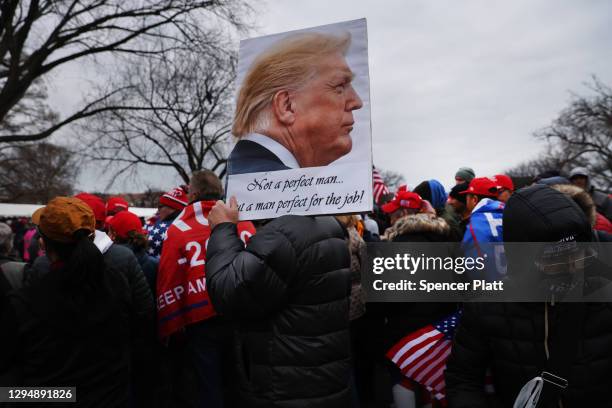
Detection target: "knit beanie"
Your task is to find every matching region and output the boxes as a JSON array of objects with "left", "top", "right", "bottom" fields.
[{"left": 455, "top": 167, "right": 475, "bottom": 183}]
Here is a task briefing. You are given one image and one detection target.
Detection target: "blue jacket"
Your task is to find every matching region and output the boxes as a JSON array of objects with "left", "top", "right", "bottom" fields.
[{"left": 461, "top": 198, "right": 506, "bottom": 279}]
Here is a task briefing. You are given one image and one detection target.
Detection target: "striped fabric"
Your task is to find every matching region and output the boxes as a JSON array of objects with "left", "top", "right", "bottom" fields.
[
  {"left": 386, "top": 311, "right": 462, "bottom": 401},
  {"left": 373, "top": 166, "right": 390, "bottom": 204}
]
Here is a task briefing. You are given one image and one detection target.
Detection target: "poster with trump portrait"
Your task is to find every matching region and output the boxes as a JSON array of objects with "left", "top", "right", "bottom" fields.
[{"left": 226, "top": 18, "right": 373, "bottom": 220}]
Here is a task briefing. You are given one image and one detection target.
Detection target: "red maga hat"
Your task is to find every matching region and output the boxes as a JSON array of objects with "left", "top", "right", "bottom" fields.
[
  {"left": 107, "top": 196, "right": 129, "bottom": 214},
  {"left": 492, "top": 174, "right": 514, "bottom": 192},
  {"left": 107, "top": 211, "right": 145, "bottom": 240},
  {"left": 74, "top": 193, "right": 106, "bottom": 222},
  {"left": 382, "top": 187, "right": 424, "bottom": 214},
  {"left": 460, "top": 177, "right": 499, "bottom": 198}
]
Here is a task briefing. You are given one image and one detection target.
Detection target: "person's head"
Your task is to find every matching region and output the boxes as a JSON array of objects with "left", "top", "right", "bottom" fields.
[
  {"left": 106, "top": 196, "right": 129, "bottom": 216},
  {"left": 569, "top": 167, "right": 589, "bottom": 190},
  {"left": 503, "top": 185, "right": 593, "bottom": 294},
  {"left": 74, "top": 192, "right": 106, "bottom": 230},
  {"left": 448, "top": 182, "right": 469, "bottom": 216},
  {"left": 158, "top": 186, "right": 188, "bottom": 221},
  {"left": 503, "top": 185, "right": 592, "bottom": 242},
  {"left": 413, "top": 180, "right": 448, "bottom": 212},
  {"left": 460, "top": 177, "right": 499, "bottom": 213},
  {"left": 381, "top": 188, "right": 423, "bottom": 226},
  {"left": 32, "top": 197, "right": 105, "bottom": 294},
  {"left": 107, "top": 211, "right": 148, "bottom": 252},
  {"left": 233, "top": 32, "right": 363, "bottom": 168},
  {"left": 492, "top": 174, "right": 514, "bottom": 203},
  {"left": 157, "top": 206, "right": 175, "bottom": 222},
  {"left": 0, "top": 222, "right": 13, "bottom": 256},
  {"left": 454, "top": 167, "right": 475, "bottom": 185},
  {"left": 188, "top": 170, "right": 224, "bottom": 203}
]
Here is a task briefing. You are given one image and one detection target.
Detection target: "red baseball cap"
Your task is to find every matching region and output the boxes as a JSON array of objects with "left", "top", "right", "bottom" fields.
[
  {"left": 382, "top": 187, "right": 423, "bottom": 214},
  {"left": 74, "top": 193, "right": 107, "bottom": 223},
  {"left": 107, "top": 197, "right": 129, "bottom": 214},
  {"left": 492, "top": 174, "right": 514, "bottom": 192},
  {"left": 107, "top": 211, "right": 145, "bottom": 239},
  {"left": 159, "top": 186, "right": 188, "bottom": 211},
  {"left": 460, "top": 177, "right": 499, "bottom": 198}
]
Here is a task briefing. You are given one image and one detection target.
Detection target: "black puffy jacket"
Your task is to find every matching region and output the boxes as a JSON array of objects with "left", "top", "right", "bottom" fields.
[
  {"left": 446, "top": 302, "right": 612, "bottom": 407},
  {"left": 206, "top": 215, "right": 351, "bottom": 408},
  {"left": 0, "top": 258, "right": 133, "bottom": 407},
  {"left": 3, "top": 244, "right": 156, "bottom": 406},
  {"left": 446, "top": 185, "right": 612, "bottom": 407},
  {"left": 27, "top": 244, "right": 154, "bottom": 323}
]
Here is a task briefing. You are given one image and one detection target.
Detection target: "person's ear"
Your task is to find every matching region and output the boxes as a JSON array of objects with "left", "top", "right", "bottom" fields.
[{"left": 271, "top": 90, "right": 296, "bottom": 126}]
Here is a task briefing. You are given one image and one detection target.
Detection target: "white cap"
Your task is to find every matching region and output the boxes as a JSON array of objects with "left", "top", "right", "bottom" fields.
[{"left": 569, "top": 167, "right": 589, "bottom": 179}]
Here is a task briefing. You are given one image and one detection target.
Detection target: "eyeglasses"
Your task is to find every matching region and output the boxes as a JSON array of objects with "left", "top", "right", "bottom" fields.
[{"left": 535, "top": 253, "right": 597, "bottom": 275}]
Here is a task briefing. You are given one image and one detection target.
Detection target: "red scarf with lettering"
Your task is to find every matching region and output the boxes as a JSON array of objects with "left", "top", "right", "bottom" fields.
[{"left": 156, "top": 200, "right": 256, "bottom": 338}]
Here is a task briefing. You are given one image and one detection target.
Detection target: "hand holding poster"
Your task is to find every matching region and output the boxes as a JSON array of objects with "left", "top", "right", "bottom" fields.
[{"left": 227, "top": 18, "right": 373, "bottom": 220}]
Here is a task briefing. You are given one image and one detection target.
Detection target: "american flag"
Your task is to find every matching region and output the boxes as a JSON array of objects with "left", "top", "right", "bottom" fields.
[
  {"left": 372, "top": 166, "right": 390, "bottom": 204},
  {"left": 145, "top": 220, "right": 170, "bottom": 258},
  {"left": 386, "top": 310, "right": 462, "bottom": 401}
]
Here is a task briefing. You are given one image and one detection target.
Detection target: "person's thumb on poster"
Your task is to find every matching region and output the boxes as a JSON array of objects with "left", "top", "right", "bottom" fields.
[{"left": 209, "top": 196, "right": 239, "bottom": 230}]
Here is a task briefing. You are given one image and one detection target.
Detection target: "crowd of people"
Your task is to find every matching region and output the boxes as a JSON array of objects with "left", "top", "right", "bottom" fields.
[{"left": 0, "top": 165, "right": 611, "bottom": 408}]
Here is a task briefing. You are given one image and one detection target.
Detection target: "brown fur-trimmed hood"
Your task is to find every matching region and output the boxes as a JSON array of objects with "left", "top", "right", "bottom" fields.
[
  {"left": 382, "top": 213, "right": 450, "bottom": 241},
  {"left": 551, "top": 183, "right": 597, "bottom": 227}
]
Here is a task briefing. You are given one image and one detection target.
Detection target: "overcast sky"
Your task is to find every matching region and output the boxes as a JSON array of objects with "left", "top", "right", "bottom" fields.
[{"left": 49, "top": 0, "right": 612, "bottom": 193}]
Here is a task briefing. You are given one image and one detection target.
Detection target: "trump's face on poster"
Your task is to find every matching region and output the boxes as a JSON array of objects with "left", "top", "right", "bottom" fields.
[
  {"left": 288, "top": 52, "right": 363, "bottom": 167},
  {"left": 229, "top": 31, "right": 364, "bottom": 175},
  {"left": 226, "top": 19, "right": 372, "bottom": 221}
]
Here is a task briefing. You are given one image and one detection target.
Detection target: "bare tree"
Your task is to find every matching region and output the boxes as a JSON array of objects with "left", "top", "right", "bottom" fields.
[
  {"left": 507, "top": 76, "right": 612, "bottom": 191},
  {"left": 380, "top": 169, "right": 406, "bottom": 192},
  {"left": 505, "top": 144, "right": 571, "bottom": 180},
  {"left": 126, "top": 188, "right": 166, "bottom": 208},
  {"left": 0, "top": 142, "right": 77, "bottom": 203},
  {"left": 0, "top": 79, "right": 58, "bottom": 135},
  {"left": 80, "top": 45, "right": 235, "bottom": 185},
  {"left": 0, "top": 0, "right": 249, "bottom": 144}
]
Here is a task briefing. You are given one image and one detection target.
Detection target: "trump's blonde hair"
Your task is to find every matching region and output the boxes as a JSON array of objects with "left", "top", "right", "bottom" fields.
[{"left": 232, "top": 31, "right": 351, "bottom": 137}]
